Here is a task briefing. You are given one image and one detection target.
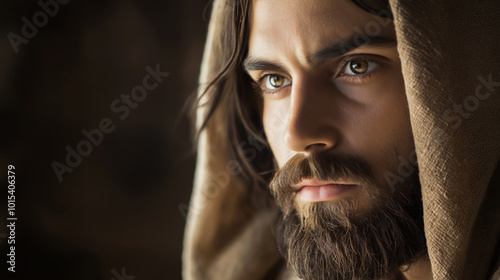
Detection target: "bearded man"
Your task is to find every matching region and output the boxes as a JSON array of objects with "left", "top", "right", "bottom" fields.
[{"left": 183, "top": 0, "right": 500, "bottom": 279}]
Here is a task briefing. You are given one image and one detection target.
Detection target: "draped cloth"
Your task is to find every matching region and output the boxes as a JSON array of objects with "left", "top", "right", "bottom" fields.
[{"left": 183, "top": 0, "right": 500, "bottom": 279}]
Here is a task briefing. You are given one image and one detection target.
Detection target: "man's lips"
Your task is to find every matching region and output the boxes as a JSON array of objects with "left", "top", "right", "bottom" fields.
[{"left": 293, "top": 179, "right": 358, "bottom": 202}]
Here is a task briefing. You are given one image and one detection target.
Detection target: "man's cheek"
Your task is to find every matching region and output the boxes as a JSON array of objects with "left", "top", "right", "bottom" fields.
[
  {"left": 264, "top": 105, "right": 288, "bottom": 135},
  {"left": 263, "top": 120, "right": 288, "bottom": 164}
]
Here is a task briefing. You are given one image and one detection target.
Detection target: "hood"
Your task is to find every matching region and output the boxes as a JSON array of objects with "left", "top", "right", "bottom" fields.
[{"left": 183, "top": 0, "right": 500, "bottom": 279}]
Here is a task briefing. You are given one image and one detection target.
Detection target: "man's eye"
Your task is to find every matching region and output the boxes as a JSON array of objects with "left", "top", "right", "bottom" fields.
[
  {"left": 343, "top": 59, "right": 379, "bottom": 75},
  {"left": 265, "top": 74, "right": 291, "bottom": 89}
]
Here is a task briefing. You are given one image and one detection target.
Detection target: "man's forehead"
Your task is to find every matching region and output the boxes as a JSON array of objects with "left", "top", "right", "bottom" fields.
[
  {"left": 249, "top": 0, "right": 357, "bottom": 41},
  {"left": 248, "top": 0, "right": 396, "bottom": 68},
  {"left": 250, "top": 0, "right": 355, "bottom": 22}
]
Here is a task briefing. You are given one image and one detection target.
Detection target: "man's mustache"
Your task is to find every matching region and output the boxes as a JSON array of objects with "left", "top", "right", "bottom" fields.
[{"left": 269, "top": 153, "right": 375, "bottom": 202}]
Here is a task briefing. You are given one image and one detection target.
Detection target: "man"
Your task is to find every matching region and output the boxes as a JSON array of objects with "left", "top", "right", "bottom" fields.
[{"left": 183, "top": 0, "right": 500, "bottom": 279}]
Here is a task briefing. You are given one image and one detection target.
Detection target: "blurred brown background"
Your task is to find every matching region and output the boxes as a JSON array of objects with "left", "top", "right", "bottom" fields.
[{"left": 0, "top": 0, "right": 207, "bottom": 279}]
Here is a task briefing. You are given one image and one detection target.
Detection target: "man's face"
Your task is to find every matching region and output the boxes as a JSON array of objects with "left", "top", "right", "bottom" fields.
[{"left": 245, "top": 0, "right": 426, "bottom": 279}]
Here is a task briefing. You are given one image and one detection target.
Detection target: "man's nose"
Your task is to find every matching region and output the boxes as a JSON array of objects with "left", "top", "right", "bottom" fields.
[{"left": 283, "top": 79, "right": 339, "bottom": 153}]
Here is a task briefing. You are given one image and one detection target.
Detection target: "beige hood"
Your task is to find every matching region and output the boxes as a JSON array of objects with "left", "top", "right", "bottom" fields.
[{"left": 183, "top": 0, "right": 500, "bottom": 279}]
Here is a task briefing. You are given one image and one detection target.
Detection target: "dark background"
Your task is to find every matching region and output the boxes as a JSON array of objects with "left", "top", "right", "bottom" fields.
[{"left": 0, "top": 0, "right": 207, "bottom": 279}]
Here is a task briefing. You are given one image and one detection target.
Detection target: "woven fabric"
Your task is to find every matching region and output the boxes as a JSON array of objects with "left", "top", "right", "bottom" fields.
[
  {"left": 183, "top": 0, "right": 500, "bottom": 279},
  {"left": 390, "top": 0, "right": 500, "bottom": 278}
]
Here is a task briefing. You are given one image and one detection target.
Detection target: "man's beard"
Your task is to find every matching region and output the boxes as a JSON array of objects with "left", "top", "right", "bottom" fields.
[{"left": 269, "top": 153, "right": 426, "bottom": 280}]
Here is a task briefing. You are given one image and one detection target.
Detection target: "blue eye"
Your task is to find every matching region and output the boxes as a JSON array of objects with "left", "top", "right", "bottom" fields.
[
  {"left": 343, "top": 59, "right": 379, "bottom": 75},
  {"left": 265, "top": 74, "right": 291, "bottom": 89}
]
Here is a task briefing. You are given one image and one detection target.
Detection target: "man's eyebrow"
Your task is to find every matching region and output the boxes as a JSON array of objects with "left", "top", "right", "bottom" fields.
[
  {"left": 308, "top": 35, "right": 397, "bottom": 66},
  {"left": 243, "top": 57, "right": 288, "bottom": 73},
  {"left": 243, "top": 35, "right": 396, "bottom": 73}
]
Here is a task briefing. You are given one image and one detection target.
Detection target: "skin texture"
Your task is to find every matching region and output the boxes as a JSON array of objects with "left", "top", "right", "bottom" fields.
[{"left": 245, "top": 0, "right": 432, "bottom": 279}]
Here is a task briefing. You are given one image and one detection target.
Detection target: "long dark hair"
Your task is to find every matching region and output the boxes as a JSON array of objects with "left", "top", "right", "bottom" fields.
[{"left": 192, "top": 0, "right": 392, "bottom": 202}]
